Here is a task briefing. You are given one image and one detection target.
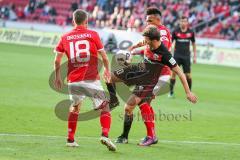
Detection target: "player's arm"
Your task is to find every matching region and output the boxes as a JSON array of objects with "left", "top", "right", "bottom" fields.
[
  {"left": 160, "top": 44, "right": 197, "bottom": 103},
  {"left": 128, "top": 40, "right": 145, "bottom": 51},
  {"left": 54, "top": 52, "right": 64, "bottom": 90},
  {"left": 54, "top": 36, "right": 65, "bottom": 90},
  {"left": 95, "top": 32, "right": 111, "bottom": 82},
  {"left": 127, "top": 47, "right": 145, "bottom": 64},
  {"left": 172, "top": 65, "right": 197, "bottom": 103},
  {"left": 98, "top": 49, "right": 111, "bottom": 83}
]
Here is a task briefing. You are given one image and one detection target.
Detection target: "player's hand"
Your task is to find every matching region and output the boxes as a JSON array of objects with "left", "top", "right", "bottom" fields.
[
  {"left": 186, "top": 92, "right": 197, "bottom": 104},
  {"left": 103, "top": 69, "right": 111, "bottom": 83},
  {"left": 193, "top": 57, "right": 197, "bottom": 64},
  {"left": 54, "top": 76, "right": 63, "bottom": 90}
]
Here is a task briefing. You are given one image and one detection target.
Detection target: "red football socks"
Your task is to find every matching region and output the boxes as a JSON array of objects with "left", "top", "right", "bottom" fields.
[
  {"left": 100, "top": 111, "right": 111, "bottom": 137},
  {"left": 139, "top": 103, "right": 156, "bottom": 138},
  {"left": 67, "top": 112, "right": 79, "bottom": 141}
]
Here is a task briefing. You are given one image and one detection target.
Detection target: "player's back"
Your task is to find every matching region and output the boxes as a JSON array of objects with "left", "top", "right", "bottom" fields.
[
  {"left": 157, "top": 25, "right": 172, "bottom": 51},
  {"left": 55, "top": 26, "right": 104, "bottom": 82},
  {"left": 157, "top": 25, "right": 172, "bottom": 75}
]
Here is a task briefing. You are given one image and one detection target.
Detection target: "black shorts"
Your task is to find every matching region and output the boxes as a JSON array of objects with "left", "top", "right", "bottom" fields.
[
  {"left": 174, "top": 56, "right": 191, "bottom": 73},
  {"left": 113, "top": 63, "right": 162, "bottom": 104}
]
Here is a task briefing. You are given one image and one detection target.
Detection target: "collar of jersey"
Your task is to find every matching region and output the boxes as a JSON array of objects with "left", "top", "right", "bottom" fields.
[{"left": 75, "top": 25, "right": 86, "bottom": 30}]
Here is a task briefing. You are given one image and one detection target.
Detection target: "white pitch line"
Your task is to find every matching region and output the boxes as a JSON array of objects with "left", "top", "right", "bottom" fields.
[{"left": 0, "top": 133, "right": 240, "bottom": 147}]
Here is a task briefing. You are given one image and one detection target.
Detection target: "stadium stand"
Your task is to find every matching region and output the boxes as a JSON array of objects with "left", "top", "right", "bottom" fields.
[{"left": 0, "top": 0, "right": 239, "bottom": 40}]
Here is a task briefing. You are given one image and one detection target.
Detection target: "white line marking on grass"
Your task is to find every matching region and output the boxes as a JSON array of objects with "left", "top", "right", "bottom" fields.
[{"left": 0, "top": 133, "right": 240, "bottom": 147}]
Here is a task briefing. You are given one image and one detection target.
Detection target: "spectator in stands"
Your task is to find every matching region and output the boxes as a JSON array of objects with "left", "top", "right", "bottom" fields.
[
  {"left": 0, "top": 0, "right": 238, "bottom": 41},
  {"left": 36, "top": 0, "right": 47, "bottom": 9},
  {"left": 0, "top": 5, "right": 10, "bottom": 19},
  {"left": 71, "top": 0, "right": 79, "bottom": 12},
  {"left": 16, "top": 6, "right": 25, "bottom": 19},
  {"left": 8, "top": 3, "right": 17, "bottom": 21},
  {"left": 28, "top": 0, "right": 36, "bottom": 14}
]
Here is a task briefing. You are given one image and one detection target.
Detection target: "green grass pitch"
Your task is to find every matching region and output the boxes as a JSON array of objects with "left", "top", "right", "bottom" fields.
[{"left": 0, "top": 43, "right": 239, "bottom": 160}]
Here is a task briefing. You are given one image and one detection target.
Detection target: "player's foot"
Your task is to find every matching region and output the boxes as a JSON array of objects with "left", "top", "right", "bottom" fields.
[
  {"left": 138, "top": 136, "right": 158, "bottom": 146},
  {"left": 100, "top": 136, "right": 117, "bottom": 151},
  {"left": 109, "top": 96, "right": 119, "bottom": 109},
  {"left": 168, "top": 93, "right": 175, "bottom": 98},
  {"left": 66, "top": 139, "right": 79, "bottom": 147},
  {"left": 115, "top": 135, "right": 128, "bottom": 144},
  {"left": 140, "top": 136, "right": 158, "bottom": 144}
]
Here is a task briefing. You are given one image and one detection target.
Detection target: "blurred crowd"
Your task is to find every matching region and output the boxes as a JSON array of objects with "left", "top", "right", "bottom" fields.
[{"left": 0, "top": 0, "right": 239, "bottom": 40}]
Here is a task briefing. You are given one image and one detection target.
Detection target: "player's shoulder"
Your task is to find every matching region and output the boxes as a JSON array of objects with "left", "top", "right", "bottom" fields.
[
  {"left": 85, "top": 28, "right": 99, "bottom": 36},
  {"left": 60, "top": 30, "right": 76, "bottom": 39},
  {"left": 158, "top": 25, "right": 171, "bottom": 36}
]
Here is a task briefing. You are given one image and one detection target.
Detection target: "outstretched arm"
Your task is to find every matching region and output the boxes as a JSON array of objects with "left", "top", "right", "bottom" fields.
[{"left": 172, "top": 65, "right": 197, "bottom": 103}]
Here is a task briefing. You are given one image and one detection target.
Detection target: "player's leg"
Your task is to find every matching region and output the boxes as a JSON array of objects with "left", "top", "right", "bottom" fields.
[
  {"left": 90, "top": 80, "right": 116, "bottom": 151},
  {"left": 105, "top": 72, "right": 123, "bottom": 109},
  {"left": 169, "top": 57, "right": 182, "bottom": 97},
  {"left": 170, "top": 57, "right": 186, "bottom": 97},
  {"left": 66, "top": 93, "right": 83, "bottom": 147},
  {"left": 169, "top": 72, "right": 176, "bottom": 97},
  {"left": 153, "top": 75, "right": 171, "bottom": 96},
  {"left": 182, "top": 58, "right": 192, "bottom": 90},
  {"left": 138, "top": 101, "right": 158, "bottom": 146},
  {"left": 115, "top": 94, "right": 140, "bottom": 143}
]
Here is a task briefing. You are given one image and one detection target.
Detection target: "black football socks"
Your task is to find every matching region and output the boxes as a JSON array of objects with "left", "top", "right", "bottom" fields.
[
  {"left": 170, "top": 79, "right": 176, "bottom": 95},
  {"left": 121, "top": 113, "right": 133, "bottom": 139},
  {"left": 187, "top": 78, "right": 192, "bottom": 91},
  {"left": 106, "top": 82, "right": 119, "bottom": 108}
]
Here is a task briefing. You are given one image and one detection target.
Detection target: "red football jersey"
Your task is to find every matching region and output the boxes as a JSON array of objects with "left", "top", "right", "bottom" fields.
[
  {"left": 54, "top": 26, "right": 104, "bottom": 83},
  {"left": 133, "top": 24, "right": 172, "bottom": 75},
  {"left": 157, "top": 25, "right": 172, "bottom": 76}
]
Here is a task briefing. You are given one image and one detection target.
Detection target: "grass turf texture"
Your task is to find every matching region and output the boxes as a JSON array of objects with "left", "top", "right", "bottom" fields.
[{"left": 0, "top": 43, "right": 239, "bottom": 160}]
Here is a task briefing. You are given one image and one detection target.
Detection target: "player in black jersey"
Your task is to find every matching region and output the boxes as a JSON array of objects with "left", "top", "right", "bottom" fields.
[
  {"left": 110, "top": 25, "right": 197, "bottom": 146},
  {"left": 169, "top": 16, "right": 197, "bottom": 97}
]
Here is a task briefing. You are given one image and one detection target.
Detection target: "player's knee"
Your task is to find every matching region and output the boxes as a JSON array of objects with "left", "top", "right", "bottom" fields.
[
  {"left": 100, "top": 101, "right": 110, "bottom": 112},
  {"left": 70, "top": 104, "right": 80, "bottom": 113},
  {"left": 124, "top": 106, "right": 133, "bottom": 115}
]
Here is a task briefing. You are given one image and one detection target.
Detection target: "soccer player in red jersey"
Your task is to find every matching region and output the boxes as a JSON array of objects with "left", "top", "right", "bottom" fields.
[
  {"left": 53, "top": 9, "right": 116, "bottom": 151},
  {"left": 115, "top": 7, "right": 174, "bottom": 144}
]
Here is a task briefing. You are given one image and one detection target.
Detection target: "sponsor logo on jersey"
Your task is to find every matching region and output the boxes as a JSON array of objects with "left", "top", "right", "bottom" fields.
[
  {"left": 160, "top": 36, "right": 169, "bottom": 42},
  {"left": 177, "top": 39, "right": 190, "bottom": 42},
  {"left": 160, "top": 30, "right": 167, "bottom": 35}
]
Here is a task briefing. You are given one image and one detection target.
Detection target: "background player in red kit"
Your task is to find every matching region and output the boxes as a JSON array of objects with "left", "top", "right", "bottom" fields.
[
  {"left": 53, "top": 9, "right": 116, "bottom": 151},
  {"left": 115, "top": 7, "right": 173, "bottom": 144}
]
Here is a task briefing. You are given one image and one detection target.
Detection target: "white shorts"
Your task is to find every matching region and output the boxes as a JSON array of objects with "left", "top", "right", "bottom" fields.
[
  {"left": 153, "top": 75, "right": 171, "bottom": 96},
  {"left": 68, "top": 80, "right": 108, "bottom": 109}
]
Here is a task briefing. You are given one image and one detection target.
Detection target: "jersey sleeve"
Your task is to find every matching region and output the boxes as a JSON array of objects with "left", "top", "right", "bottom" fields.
[
  {"left": 54, "top": 37, "right": 65, "bottom": 53},
  {"left": 191, "top": 31, "right": 196, "bottom": 43},
  {"left": 158, "top": 44, "right": 177, "bottom": 68},
  {"left": 54, "top": 36, "right": 65, "bottom": 53},
  {"left": 160, "top": 28, "right": 171, "bottom": 51},
  {"left": 94, "top": 32, "right": 104, "bottom": 51}
]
